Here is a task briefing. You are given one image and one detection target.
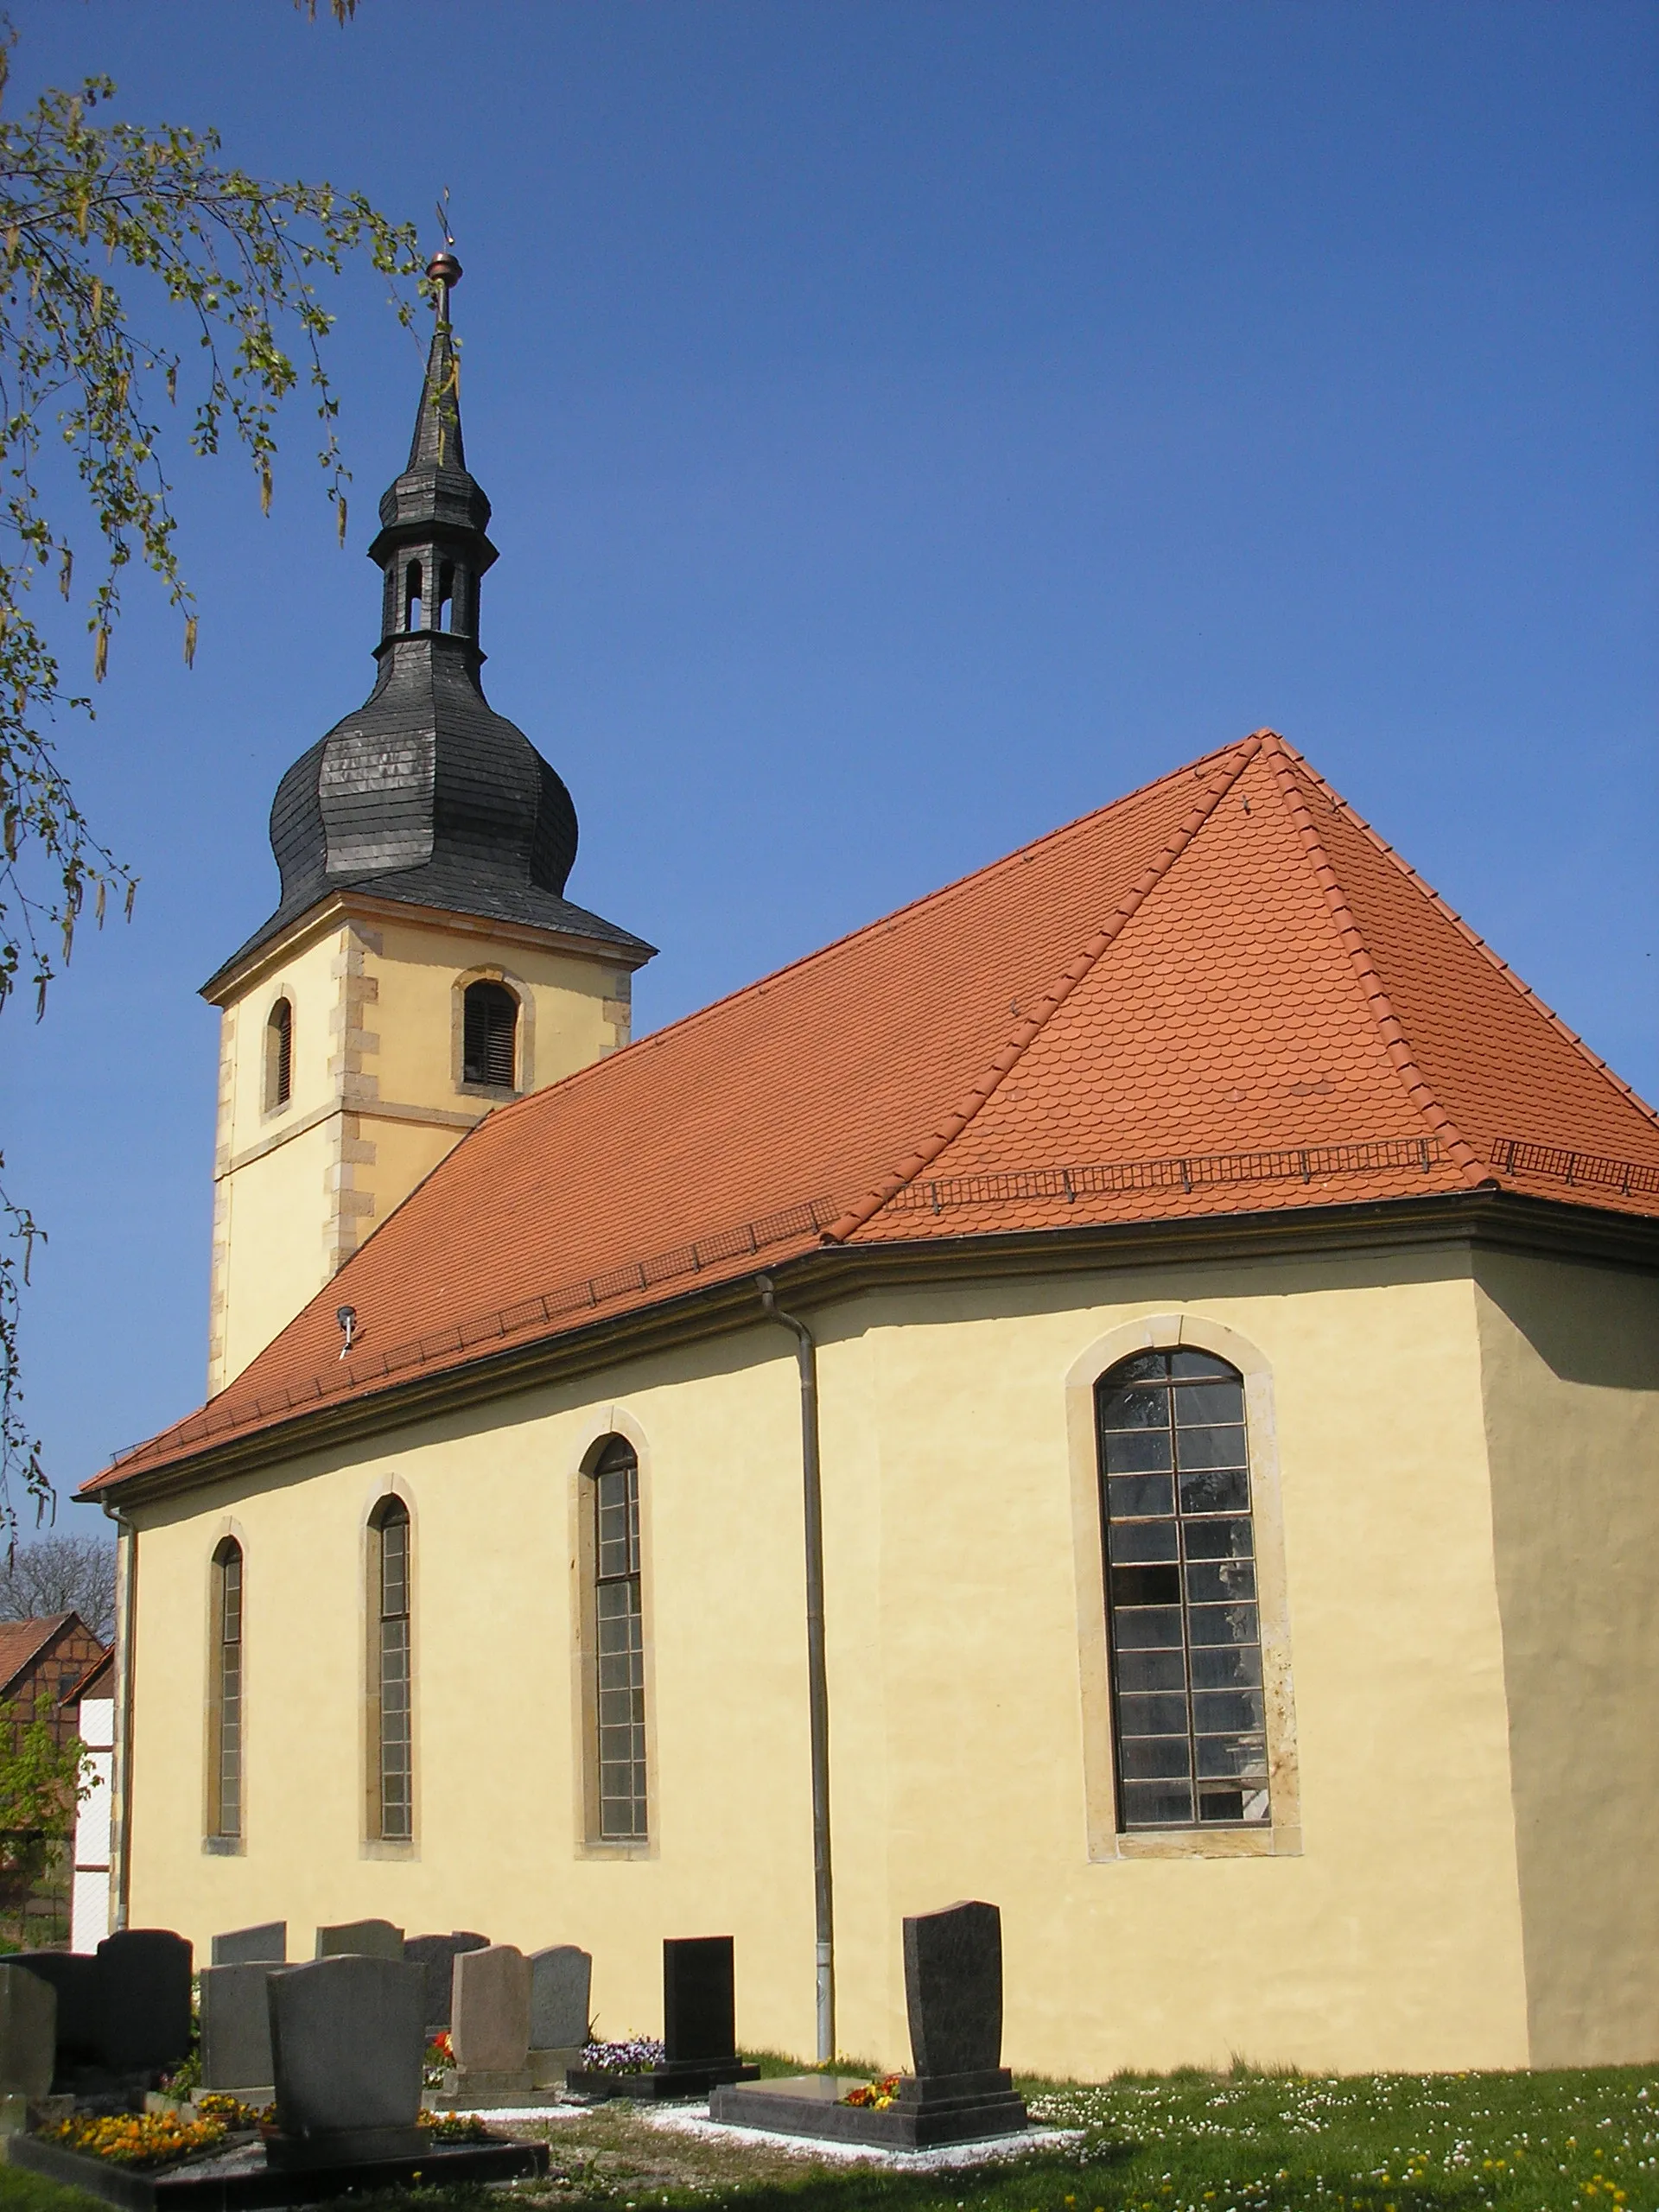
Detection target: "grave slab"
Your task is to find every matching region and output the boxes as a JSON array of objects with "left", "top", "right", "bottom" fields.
[
  {"left": 266, "top": 1953, "right": 425, "bottom": 2164},
  {"left": 11, "top": 1950, "right": 100, "bottom": 2072},
  {"left": 0, "top": 1960, "right": 56, "bottom": 2100},
  {"left": 6, "top": 2126, "right": 548, "bottom": 2211},
  {"left": 210, "top": 1926, "right": 286, "bottom": 1968},
  {"left": 199, "top": 1966, "right": 274, "bottom": 2094},
  {"left": 98, "top": 1930, "right": 194, "bottom": 2075},
  {"left": 403, "top": 1931, "right": 487, "bottom": 2031},
  {"left": 311, "top": 1918, "right": 403, "bottom": 1962},
  {"left": 529, "top": 1945, "right": 591, "bottom": 2053}
]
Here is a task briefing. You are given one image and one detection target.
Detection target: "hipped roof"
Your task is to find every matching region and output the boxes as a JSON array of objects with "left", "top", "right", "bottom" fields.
[{"left": 87, "top": 731, "right": 1659, "bottom": 1497}]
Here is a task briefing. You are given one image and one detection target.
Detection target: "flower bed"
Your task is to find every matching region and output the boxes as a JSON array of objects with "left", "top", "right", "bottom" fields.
[
  {"left": 579, "top": 2036, "right": 666, "bottom": 2074},
  {"left": 42, "top": 2111, "right": 228, "bottom": 2168}
]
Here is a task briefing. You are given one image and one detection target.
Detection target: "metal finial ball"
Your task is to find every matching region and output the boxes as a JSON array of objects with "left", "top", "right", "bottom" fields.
[{"left": 426, "top": 251, "right": 462, "bottom": 289}]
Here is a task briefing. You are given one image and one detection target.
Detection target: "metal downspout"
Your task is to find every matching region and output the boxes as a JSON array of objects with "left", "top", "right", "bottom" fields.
[
  {"left": 102, "top": 1502, "right": 137, "bottom": 1934},
  {"left": 755, "top": 1273, "right": 835, "bottom": 2064}
]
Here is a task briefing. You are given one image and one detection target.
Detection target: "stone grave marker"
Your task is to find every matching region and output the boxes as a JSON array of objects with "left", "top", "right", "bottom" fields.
[
  {"left": 903, "top": 1896, "right": 1002, "bottom": 2075},
  {"left": 96, "top": 1929, "right": 193, "bottom": 2075},
  {"left": 10, "top": 1952, "right": 99, "bottom": 2075},
  {"left": 314, "top": 1917, "right": 404, "bottom": 1961},
  {"left": 213, "top": 1922, "right": 287, "bottom": 1967},
  {"left": 404, "top": 1931, "right": 487, "bottom": 2031},
  {"left": 200, "top": 1963, "right": 276, "bottom": 2094},
  {"left": 0, "top": 1961, "right": 56, "bottom": 2101},
  {"left": 528, "top": 1945, "right": 590, "bottom": 2084},
  {"left": 266, "top": 1954, "right": 426, "bottom": 2166},
  {"left": 565, "top": 1935, "right": 757, "bottom": 2101},
  {"left": 440, "top": 1944, "right": 537, "bottom": 2105},
  {"left": 709, "top": 1899, "right": 1027, "bottom": 2149}
]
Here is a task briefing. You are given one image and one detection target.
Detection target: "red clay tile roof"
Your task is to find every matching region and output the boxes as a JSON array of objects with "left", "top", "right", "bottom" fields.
[
  {"left": 0, "top": 1614, "right": 75, "bottom": 1696},
  {"left": 87, "top": 730, "right": 1659, "bottom": 1494}
]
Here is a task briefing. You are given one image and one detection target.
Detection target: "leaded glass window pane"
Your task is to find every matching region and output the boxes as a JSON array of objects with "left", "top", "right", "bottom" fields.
[
  {"left": 377, "top": 1508, "right": 412, "bottom": 1841},
  {"left": 214, "top": 1542, "right": 243, "bottom": 1840},
  {"left": 1097, "top": 1351, "right": 1269, "bottom": 1829},
  {"left": 593, "top": 1441, "right": 646, "bottom": 1840}
]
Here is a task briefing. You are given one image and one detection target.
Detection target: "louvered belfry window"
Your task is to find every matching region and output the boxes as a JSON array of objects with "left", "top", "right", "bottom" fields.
[
  {"left": 210, "top": 1539, "right": 243, "bottom": 1840},
  {"left": 462, "top": 981, "right": 518, "bottom": 1089},
  {"left": 1096, "top": 1349, "right": 1269, "bottom": 1829},
  {"left": 592, "top": 1437, "right": 647, "bottom": 1840},
  {"left": 372, "top": 1500, "right": 413, "bottom": 1841},
  {"left": 266, "top": 998, "right": 292, "bottom": 1109}
]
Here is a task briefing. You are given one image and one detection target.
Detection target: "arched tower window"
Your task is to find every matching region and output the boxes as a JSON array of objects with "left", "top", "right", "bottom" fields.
[
  {"left": 265, "top": 998, "right": 293, "bottom": 1110},
  {"left": 404, "top": 560, "right": 423, "bottom": 633},
  {"left": 368, "top": 1498, "right": 413, "bottom": 1841},
  {"left": 1096, "top": 1348, "right": 1268, "bottom": 1831},
  {"left": 208, "top": 1539, "right": 244, "bottom": 1840},
  {"left": 462, "top": 980, "right": 518, "bottom": 1089},
  {"left": 590, "top": 1437, "right": 646, "bottom": 1840}
]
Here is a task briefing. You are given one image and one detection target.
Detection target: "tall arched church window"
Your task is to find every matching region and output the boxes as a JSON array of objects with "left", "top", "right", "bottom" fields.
[
  {"left": 1096, "top": 1349, "right": 1268, "bottom": 1830},
  {"left": 462, "top": 980, "right": 518, "bottom": 1090},
  {"left": 208, "top": 1539, "right": 243, "bottom": 1840},
  {"left": 591, "top": 1438, "right": 646, "bottom": 1840},
  {"left": 368, "top": 1499, "right": 413, "bottom": 1841},
  {"left": 265, "top": 998, "right": 293, "bottom": 1110}
]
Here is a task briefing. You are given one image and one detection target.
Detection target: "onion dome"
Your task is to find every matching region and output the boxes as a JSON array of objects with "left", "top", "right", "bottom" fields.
[{"left": 206, "top": 256, "right": 652, "bottom": 991}]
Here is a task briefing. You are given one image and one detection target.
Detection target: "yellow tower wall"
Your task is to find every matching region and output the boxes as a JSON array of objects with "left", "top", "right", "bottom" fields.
[
  {"left": 207, "top": 900, "right": 641, "bottom": 1395},
  {"left": 120, "top": 1243, "right": 1656, "bottom": 2075}
]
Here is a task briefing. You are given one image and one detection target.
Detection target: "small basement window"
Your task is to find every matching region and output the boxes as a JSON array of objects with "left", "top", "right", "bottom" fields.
[
  {"left": 265, "top": 998, "right": 293, "bottom": 1110},
  {"left": 462, "top": 980, "right": 518, "bottom": 1089}
]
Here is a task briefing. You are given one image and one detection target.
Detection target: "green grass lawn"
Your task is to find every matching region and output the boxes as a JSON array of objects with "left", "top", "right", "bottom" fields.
[{"left": 0, "top": 2065, "right": 1653, "bottom": 2212}]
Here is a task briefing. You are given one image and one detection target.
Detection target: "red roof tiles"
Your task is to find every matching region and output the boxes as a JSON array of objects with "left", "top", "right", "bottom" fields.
[{"left": 88, "top": 730, "right": 1659, "bottom": 1494}]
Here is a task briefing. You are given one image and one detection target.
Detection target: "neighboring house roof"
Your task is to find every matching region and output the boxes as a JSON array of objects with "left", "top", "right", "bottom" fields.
[
  {"left": 86, "top": 728, "right": 1659, "bottom": 1499},
  {"left": 61, "top": 1649, "right": 114, "bottom": 1707},
  {"left": 0, "top": 1613, "right": 82, "bottom": 1700}
]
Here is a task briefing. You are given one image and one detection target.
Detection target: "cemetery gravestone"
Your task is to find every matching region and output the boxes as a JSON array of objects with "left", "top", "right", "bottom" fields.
[
  {"left": 710, "top": 1899, "right": 1028, "bottom": 2149},
  {"left": 404, "top": 1931, "right": 488, "bottom": 2031},
  {"left": 0, "top": 1961, "right": 56, "bottom": 2102},
  {"left": 96, "top": 1929, "right": 193, "bottom": 2075},
  {"left": 565, "top": 1936, "right": 758, "bottom": 2101},
  {"left": 266, "top": 1954, "right": 426, "bottom": 2166},
  {"left": 200, "top": 1964, "right": 276, "bottom": 2094},
  {"left": 212, "top": 1922, "right": 287, "bottom": 1967},
  {"left": 10, "top": 1953, "right": 99, "bottom": 2076},
  {"left": 442, "top": 1945, "right": 533, "bottom": 2102},
  {"left": 528, "top": 1945, "right": 590, "bottom": 2085},
  {"left": 314, "top": 1918, "right": 404, "bottom": 1962}
]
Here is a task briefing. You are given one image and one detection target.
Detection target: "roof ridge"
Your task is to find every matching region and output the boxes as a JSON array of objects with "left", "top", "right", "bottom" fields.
[
  {"left": 1277, "top": 739, "right": 1659, "bottom": 1144},
  {"left": 1260, "top": 735, "right": 1489, "bottom": 1189},
  {"left": 823, "top": 734, "right": 1268, "bottom": 1243},
  {"left": 474, "top": 740, "right": 1255, "bottom": 1135}
]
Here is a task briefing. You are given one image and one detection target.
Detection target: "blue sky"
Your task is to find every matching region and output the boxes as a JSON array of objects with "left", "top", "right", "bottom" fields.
[{"left": 0, "top": 0, "right": 1653, "bottom": 1510}]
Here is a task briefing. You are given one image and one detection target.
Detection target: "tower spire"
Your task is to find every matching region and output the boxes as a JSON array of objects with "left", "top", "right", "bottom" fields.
[{"left": 367, "top": 251, "right": 494, "bottom": 652}]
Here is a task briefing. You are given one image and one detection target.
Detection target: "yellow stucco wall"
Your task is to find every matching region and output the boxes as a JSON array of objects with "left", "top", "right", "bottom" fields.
[
  {"left": 1475, "top": 1252, "right": 1659, "bottom": 2069},
  {"left": 208, "top": 906, "right": 638, "bottom": 1394},
  {"left": 122, "top": 1243, "right": 1656, "bottom": 2076}
]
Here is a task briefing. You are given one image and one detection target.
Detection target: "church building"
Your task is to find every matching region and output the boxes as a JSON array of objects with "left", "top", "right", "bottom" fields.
[{"left": 83, "top": 262, "right": 1659, "bottom": 2080}]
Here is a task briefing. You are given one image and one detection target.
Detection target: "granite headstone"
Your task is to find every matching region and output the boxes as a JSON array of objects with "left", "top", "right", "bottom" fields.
[
  {"left": 314, "top": 1918, "right": 404, "bottom": 1962},
  {"left": 404, "top": 1931, "right": 487, "bottom": 2031},
  {"left": 663, "top": 1936, "right": 738, "bottom": 2070},
  {"left": 212, "top": 1922, "right": 287, "bottom": 1967},
  {"left": 451, "top": 1945, "right": 531, "bottom": 2075},
  {"left": 266, "top": 1954, "right": 426, "bottom": 2165},
  {"left": 96, "top": 1929, "right": 193, "bottom": 2074},
  {"left": 0, "top": 1961, "right": 55, "bottom": 2101},
  {"left": 10, "top": 1952, "right": 99, "bottom": 2071},
  {"left": 529, "top": 1945, "right": 591, "bottom": 2053},
  {"left": 903, "top": 1898, "right": 1002, "bottom": 2077},
  {"left": 200, "top": 1963, "right": 276, "bottom": 2093}
]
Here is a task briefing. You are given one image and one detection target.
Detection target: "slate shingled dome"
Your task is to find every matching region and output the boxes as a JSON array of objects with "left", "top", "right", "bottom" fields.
[{"left": 207, "top": 289, "right": 650, "bottom": 994}]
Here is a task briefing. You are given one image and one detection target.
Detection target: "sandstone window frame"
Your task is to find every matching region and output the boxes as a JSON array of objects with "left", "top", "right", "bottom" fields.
[
  {"left": 364, "top": 1491, "right": 418, "bottom": 1853},
  {"left": 202, "top": 1533, "right": 245, "bottom": 1853},
  {"left": 1064, "top": 1313, "right": 1302, "bottom": 1861},
  {"left": 453, "top": 966, "right": 534, "bottom": 1098},
  {"left": 568, "top": 1413, "right": 658, "bottom": 1860}
]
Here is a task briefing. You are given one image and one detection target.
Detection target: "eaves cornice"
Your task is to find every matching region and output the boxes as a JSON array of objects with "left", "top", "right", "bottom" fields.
[{"left": 80, "top": 1189, "right": 1658, "bottom": 1515}]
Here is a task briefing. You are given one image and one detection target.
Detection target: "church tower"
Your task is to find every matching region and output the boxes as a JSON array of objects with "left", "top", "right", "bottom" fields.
[{"left": 201, "top": 257, "right": 653, "bottom": 1395}]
